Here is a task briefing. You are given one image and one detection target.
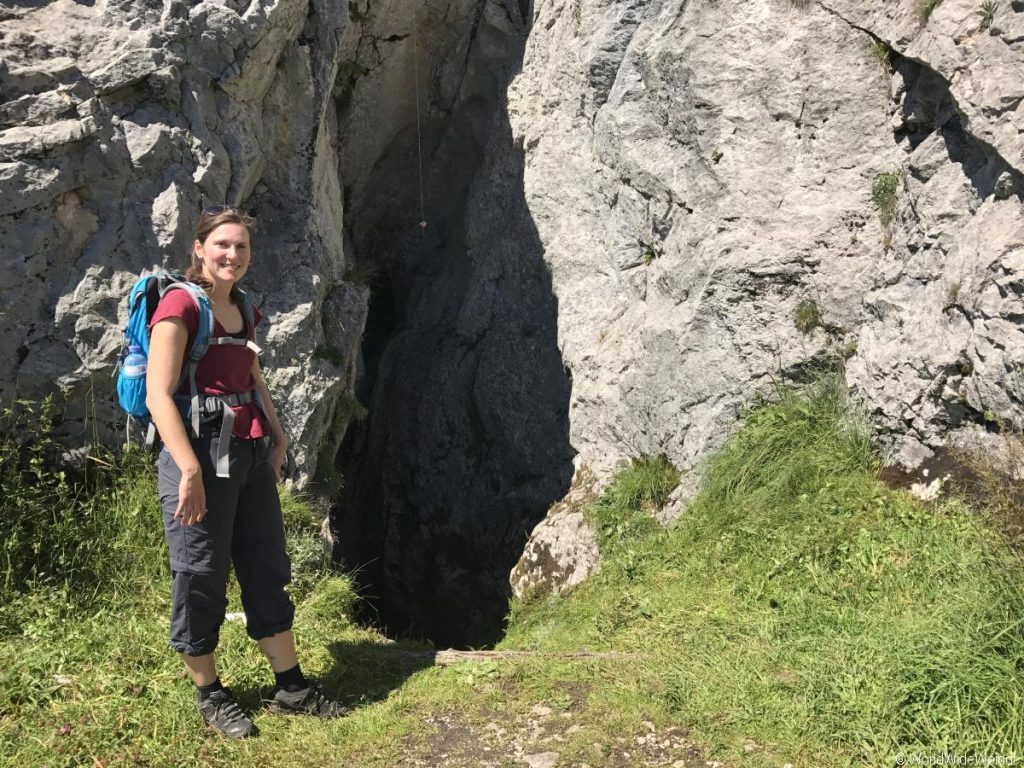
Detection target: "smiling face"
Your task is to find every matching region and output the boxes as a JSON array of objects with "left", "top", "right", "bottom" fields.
[{"left": 194, "top": 223, "right": 251, "bottom": 288}]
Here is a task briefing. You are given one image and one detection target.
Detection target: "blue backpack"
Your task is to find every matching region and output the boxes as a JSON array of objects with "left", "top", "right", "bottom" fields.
[{"left": 115, "top": 273, "right": 263, "bottom": 476}]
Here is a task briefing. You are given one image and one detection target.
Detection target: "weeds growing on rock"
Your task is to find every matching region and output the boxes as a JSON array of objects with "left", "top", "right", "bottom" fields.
[
  {"left": 872, "top": 169, "right": 902, "bottom": 247},
  {"left": 794, "top": 298, "right": 821, "bottom": 335},
  {"left": 868, "top": 38, "right": 892, "bottom": 90},
  {"left": 917, "top": 0, "right": 942, "bottom": 23},
  {"left": 978, "top": 0, "right": 998, "bottom": 31},
  {"left": 0, "top": 397, "right": 164, "bottom": 613},
  {"left": 945, "top": 280, "right": 962, "bottom": 308},
  {"left": 343, "top": 260, "right": 379, "bottom": 287},
  {"left": 589, "top": 455, "right": 679, "bottom": 559}
]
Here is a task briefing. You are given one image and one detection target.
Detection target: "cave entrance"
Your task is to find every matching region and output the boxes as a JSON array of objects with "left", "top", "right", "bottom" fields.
[{"left": 329, "top": 0, "right": 573, "bottom": 649}]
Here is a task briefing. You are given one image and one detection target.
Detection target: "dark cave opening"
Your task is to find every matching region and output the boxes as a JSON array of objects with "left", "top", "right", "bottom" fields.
[{"left": 329, "top": 0, "right": 574, "bottom": 649}]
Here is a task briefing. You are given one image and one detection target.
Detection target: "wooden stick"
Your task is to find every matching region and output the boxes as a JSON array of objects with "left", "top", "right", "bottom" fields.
[{"left": 402, "top": 649, "right": 634, "bottom": 665}]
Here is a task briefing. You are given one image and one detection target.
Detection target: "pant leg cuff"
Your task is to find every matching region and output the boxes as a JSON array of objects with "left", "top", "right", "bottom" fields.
[
  {"left": 171, "top": 636, "right": 219, "bottom": 656},
  {"left": 245, "top": 617, "right": 294, "bottom": 642}
]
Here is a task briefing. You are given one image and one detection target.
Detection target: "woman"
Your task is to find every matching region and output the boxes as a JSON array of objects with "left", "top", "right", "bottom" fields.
[{"left": 146, "top": 206, "right": 346, "bottom": 739}]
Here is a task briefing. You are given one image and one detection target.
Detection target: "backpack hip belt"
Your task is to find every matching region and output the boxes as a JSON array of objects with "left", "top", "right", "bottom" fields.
[{"left": 196, "top": 389, "right": 271, "bottom": 478}]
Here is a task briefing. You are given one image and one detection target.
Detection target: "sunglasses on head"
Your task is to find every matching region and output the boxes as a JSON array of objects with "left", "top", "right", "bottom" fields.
[{"left": 202, "top": 204, "right": 241, "bottom": 215}]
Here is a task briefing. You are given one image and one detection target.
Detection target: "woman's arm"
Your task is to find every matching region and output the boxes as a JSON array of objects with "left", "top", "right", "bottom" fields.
[
  {"left": 147, "top": 318, "right": 206, "bottom": 525},
  {"left": 252, "top": 356, "right": 288, "bottom": 481}
]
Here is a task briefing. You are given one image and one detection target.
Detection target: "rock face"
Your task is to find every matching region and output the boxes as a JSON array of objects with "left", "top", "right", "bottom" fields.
[
  {"left": 3, "top": 0, "right": 1024, "bottom": 643},
  {"left": 509, "top": 467, "right": 601, "bottom": 600},
  {"left": 1, "top": 0, "right": 366, "bottom": 481},
  {"left": 507, "top": 0, "right": 1024, "bottom": 595}
]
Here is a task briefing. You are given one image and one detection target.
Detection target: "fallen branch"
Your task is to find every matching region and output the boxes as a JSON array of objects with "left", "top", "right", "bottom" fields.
[{"left": 408, "top": 649, "right": 635, "bottom": 665}]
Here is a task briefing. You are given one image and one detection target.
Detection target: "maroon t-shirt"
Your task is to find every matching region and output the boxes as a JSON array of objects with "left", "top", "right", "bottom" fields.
[{"left": 149, "top": 289, "right": 267, "bottom": 439}]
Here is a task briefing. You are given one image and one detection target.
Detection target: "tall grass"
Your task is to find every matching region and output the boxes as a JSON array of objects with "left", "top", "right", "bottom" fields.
[
  {"left": 505, "top": 374, "right": 1024, "bottom": 764},
  {"left": 0, "top": 397, "right": 166, "bottom": 622}
]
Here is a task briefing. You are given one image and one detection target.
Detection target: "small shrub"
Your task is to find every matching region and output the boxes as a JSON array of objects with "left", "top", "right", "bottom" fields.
[
  {"left": 315, "top": 343, "right": 347, "bottom": 367},
  {"left": 945, "top": 281, "right": 962, "bottom": 308},
  {"left": 343, "top": 261, "right": 379, "bottom": 287},
  {"left": 868, "top": 38, "right": 891, "bottom": 80},
  {"left": 871, "top": 169, "right": 902, "bottom": 246},
  {"left": 917, "top": 0, "right": 942, "bottom": 23},
  {"left": 978, "top": 0, "right": 998, "bottom": 30},
  {"left": 794, "top": 298, "right": 821, "bottom": 335},
  {"left": 642, "top": 246, "right": 656, "bottom": 266},
  {"left": 337, "top": 391, "right": 369, "bottom": 422},
  {"left": 280, "top": 486, "right": 333, "bottom": 602}
]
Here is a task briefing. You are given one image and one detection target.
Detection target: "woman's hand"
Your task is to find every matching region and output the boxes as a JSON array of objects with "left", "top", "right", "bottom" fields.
[
  {"left": 270, "top": 439, "right": 288, "bottom": 483},
  {"left": 174, "top": 463, "right": 207, "bottom": 526}
]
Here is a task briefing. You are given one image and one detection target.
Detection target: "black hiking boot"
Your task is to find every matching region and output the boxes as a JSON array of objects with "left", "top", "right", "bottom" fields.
[
  {"left": 197, "top": 688, "right": 258, "bottom": 739},
  {"left": 269, "top": 681, "right": 350, "bottom": 718}
]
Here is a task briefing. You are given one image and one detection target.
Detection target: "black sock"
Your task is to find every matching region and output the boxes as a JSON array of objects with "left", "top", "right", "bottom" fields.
[
  {"left": 274, "top": 664, "right": 307, "bottom": 692},
  {"left": 197, "top": 678, "right": 224, "bottom": 700}
]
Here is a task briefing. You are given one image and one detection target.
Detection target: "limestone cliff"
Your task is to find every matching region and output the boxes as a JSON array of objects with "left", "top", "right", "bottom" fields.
[{"left": 2, "top": 0, "right": 1023, "bottom": 643}]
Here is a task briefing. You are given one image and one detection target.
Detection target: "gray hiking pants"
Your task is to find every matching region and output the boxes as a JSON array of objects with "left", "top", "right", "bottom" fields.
[{"left": 158, "top": 429, "right": 294, "bottom": 656}]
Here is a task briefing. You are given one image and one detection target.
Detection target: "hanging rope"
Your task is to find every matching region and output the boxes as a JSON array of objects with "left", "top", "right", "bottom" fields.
[{"left": 413, "top": 6, "right": 427, "bottom": 231}]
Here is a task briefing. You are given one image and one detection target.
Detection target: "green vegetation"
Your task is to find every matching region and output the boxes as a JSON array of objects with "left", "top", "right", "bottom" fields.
[
  {"left": 314, "top": 343, "right": 346, "bottom": 367},
  {"left": 4, "top": 377, "right": 1024, "bottom": 766},
  {"left": 917, "top": 0, "right": 942, "bottom": 24},
  {"left": 872, "top": 169, "right": 902, "bottom": 247},
  {"left": 0, "top": 397, "right": 166, "bottom": 613},
  {"left": 869, "top": 38, "right": 890, "bottom": 69},
  {"left": 588, "top": 455, "right": 679, "bottom": 558},
  {"left": 336, "top": 391, "right": 368, "bottom": 423},
  {"left": 978, "top": 0, "right": 998, "bottom": 31},
  {"left": 868, "top": 38, "right": 892, "bottom": 88},
  {"left": 794, "top": 298, "right": 821, "bottom": 335},
  {"left": 946, "top": 280, "right": 962, "bottom": 308},
  {"left": 342, "top": 261, "right": 379, "bottom": 288},
  {"left": 642, "top": 246, "right": 657, "bottom": 266},
  {"left": 507, "top": 375, "right": 1024, "bottom": 764}
]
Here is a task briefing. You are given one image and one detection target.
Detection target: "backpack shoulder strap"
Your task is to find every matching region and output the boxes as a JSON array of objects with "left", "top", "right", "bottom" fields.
[
  {"left": 158, "top": 279, "right": 214, "bottom": 438},
  {"left": 236, "top": 288, "right": 256, "bottom": 339}
]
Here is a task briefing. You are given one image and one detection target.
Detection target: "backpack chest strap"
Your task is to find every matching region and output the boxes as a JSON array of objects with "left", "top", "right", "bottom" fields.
[{"left": 208, "top": 336, "right": 263, "bottom": 354}]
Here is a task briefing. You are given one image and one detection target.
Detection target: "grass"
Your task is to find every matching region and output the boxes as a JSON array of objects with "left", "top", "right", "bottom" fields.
[
  {"left": 4, "top": 378, "right": 1024, "bottom": 765},
  {"left": 342, "top": 261, "right": 379, "bottom": 288},
  {"left": 917, "top": 0, "right": 942, "bottom": 24},
  {"left": 868, "top": 39, "right": 890, "bottom": 71},
  {"left": 978, "top": 0, "right": 998, "bottom": 31},
  {"left": 872, "top": 170, "right": 902, "bottom": 248},
  {"left": 506, "top": 375, "right": 1024, "bottom": 764},
  {"left": 868, "top": 38, "right": 892, "bottom": 91},
  {"left": 794, "top": 298, "right": 821, "bottom": 335},
  {"left": 945, "top": 280, "right": 962, "bottom": 309}
]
